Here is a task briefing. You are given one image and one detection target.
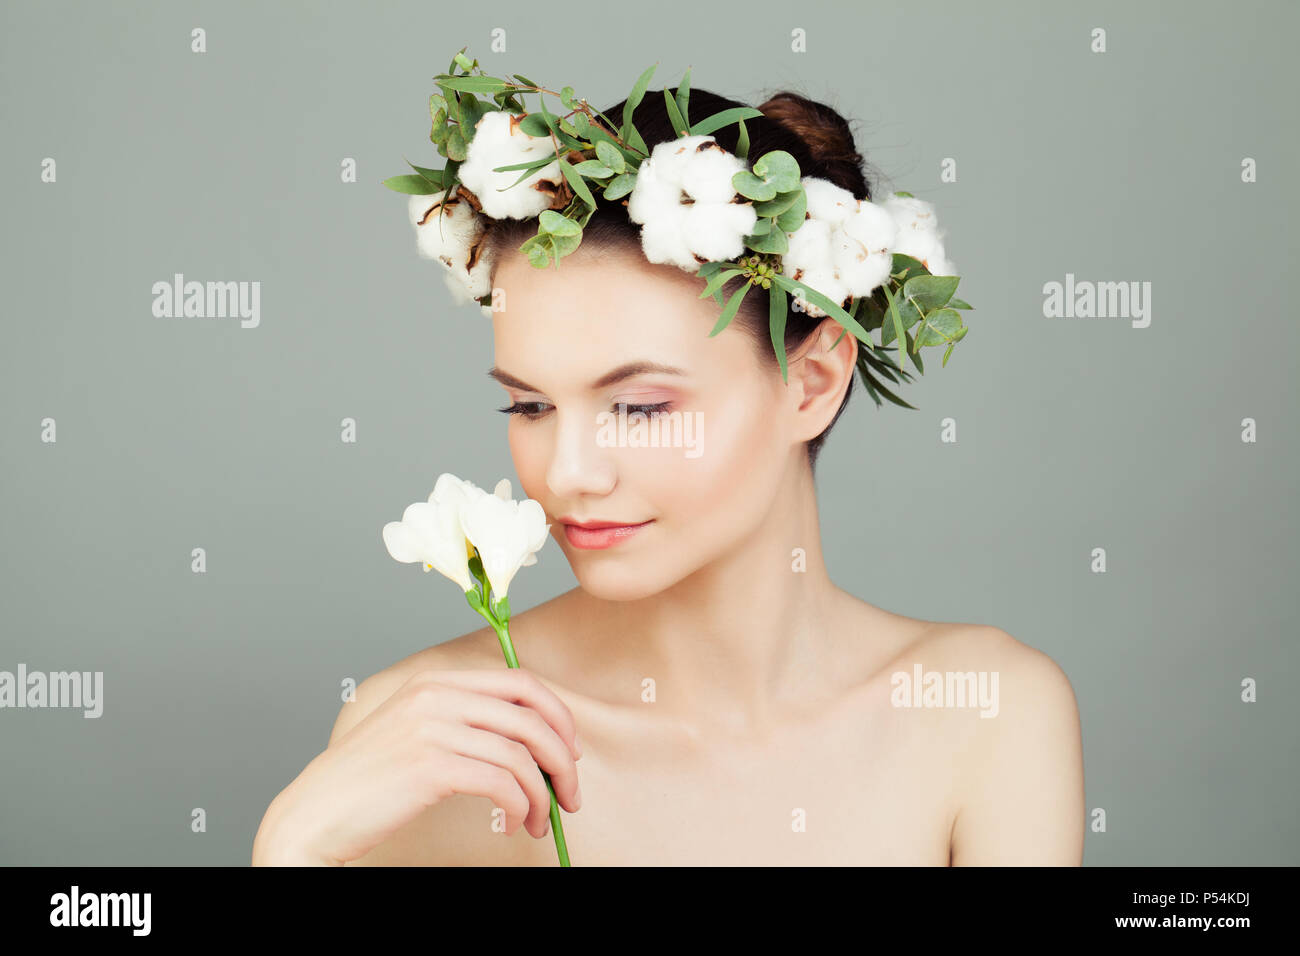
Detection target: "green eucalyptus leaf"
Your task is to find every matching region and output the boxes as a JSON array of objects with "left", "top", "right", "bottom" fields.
[
  {"left": 538, "top": 210, "right": 580, "bottom": 236},
  {"left": 559, "top": 158, "right": 596, "bottom": 207},
  {"left": 622, "top": 62, "right": 658, "bottom": 141},
  {"left": 689, "top": 106, "right": 764, "bottom": 136},
  {"left": 949, "top": 297, "right": 974, "bottom": 310},
  {"left": 735, "top": 117, "right": 750, "bottom": 161},
  {"left": 603, "top": 172, "right": 636, "bottom": 200},
  {"left": 732, "top": 170, "right": 777, "bottom": 201},
  {"left": 438, "top": 75, "right": 507, "bottom": 94},
  {"left": 698, "top": 267, "right": 744, "bottom": 300},
  {"left": 891, "top": 252, "right": 930, "bottom": 282},
  {"left": 446, "top": 128, "right": 468, "bottom": 162},
  {"left": 676, "top": 67, "right": 692, "bottom": 128},
  {"left": 901, "top": 274, "right": 959, "bottom": 312},
  {"left": 594, "top": 140, "right": 624, "bottom": 173},
  {"left": 903, "top": 328, "right": 924, "bottom": 373},
  {"left": 769, "top": 285, "right": 790, "bottom": 383},
  {"left": 709, "top": 281, "right": 752, "bottom": 336},
  {"left": 913, "top": 308, "right": 964, "bottom": 347},
  {"left": 774, "top": 188, "right": 808, "bottom": 232},
  {"left": 382, "top": 174, "right": 442, "bottom": 195},
  {"left": 772, "top": 273, "right": 874, "bottom": 347},
  {"left": 745, "top": 228, "right": 788, "bottom": 254},
  {"left": 664, "top": 88, "right": 689, "bottom": 137},
  {"left": 751, "top": 150, "right": 801, "bottom": 192},
  {"left": 753, "top": 189, "right": 799, "bottom": 218},
  {"left": 572, "top": 159, "right": 614, "bottom": 178},
  {"left": 405, "top": 161, "right": 445, "bottom": 189}
]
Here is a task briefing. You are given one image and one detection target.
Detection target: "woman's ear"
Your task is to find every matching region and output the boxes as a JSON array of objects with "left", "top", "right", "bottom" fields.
[{"left": 787, "top": 317, "right": 857, "bottom": 443}]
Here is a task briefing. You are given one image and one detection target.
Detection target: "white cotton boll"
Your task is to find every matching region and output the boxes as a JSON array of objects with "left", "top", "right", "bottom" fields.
[
  {"left": 639, "top": 203, "right": 698, "bottom": 270},
  {"left": 409, "top": 191, "right": 484, "bottom": 265},
  {"left": 680, "top": 145, "right": 747, "bottom": 204},
  {"left": 650, "top": 135, "right": 718, "bottom": 185},
  {"left": 788, "top": 265, "right": 848, "bottom": 319},
  {"left": 841, "top": 199, "right": 898, "bottom": 252},
  {"left": 458, "top": 110, "right": 562, "bottom": 220},
  {"left": 879, "top": 192, "right": 956, "bottom": 275},
  {"left": 831, "top": 200, "right": 897, "bottom": 295},
  {"left": 898, "top": 229, "right": 956, "bottom": 276},
  {"left": 442, "top": 244, "right": 494, "bottom": 303},
  {"left": 801, "top": 177, "right": 858, "bottom": 227},
  {"left": 880, "top": 192, "right": 940, "bottom": 238},
  {"left": 627, "top": 158, "right": 680, "bottom": 225},
  {"left": 784, "top": 217, "right": 834, "bottom": 272},
  {"left": 682, "top": 201, "right": 757, "bottom": 262},
  {"left": 832, "top": 234, "right": 892, "bottom": 297}
]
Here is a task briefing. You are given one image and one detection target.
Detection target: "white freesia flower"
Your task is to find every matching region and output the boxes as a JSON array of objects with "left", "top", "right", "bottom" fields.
[
  {"left": 458, "top": 110, "right": 564, "bottom": 220},
  {"left": 457, "top": 477, "right": 550, "bottom": 601},
  {"left": 407, "top": 191, "right": 494, "bottom": 307},
  {"left": 879, "top": 192, "right": 956, "bottom": 277},
  {"left": 627, "top": 135, "right": 757, "bottom": 270},
  {"left": 381, "top": 472, "right": 478, "bottom": 592},
  {"left": 784, "top": 177, "right": 898, "bottom": 317}
]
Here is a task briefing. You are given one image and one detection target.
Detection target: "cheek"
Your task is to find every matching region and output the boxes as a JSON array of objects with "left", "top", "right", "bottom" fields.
[
  {"left": 507, "top": 421, "right": 550, "bottom": 495},
  {"left": 643, "top": 391, "right": 786, "bottom": 528}
]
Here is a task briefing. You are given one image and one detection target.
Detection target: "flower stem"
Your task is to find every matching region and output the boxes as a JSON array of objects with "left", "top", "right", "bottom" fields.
[{"left": 473, "top": 603, "right": 572, "bottom": 867}]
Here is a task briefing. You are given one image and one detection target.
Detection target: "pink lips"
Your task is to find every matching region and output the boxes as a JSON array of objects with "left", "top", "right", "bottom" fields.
[{"left": 561, "top": 520, "right": 653, "bottom": 550}]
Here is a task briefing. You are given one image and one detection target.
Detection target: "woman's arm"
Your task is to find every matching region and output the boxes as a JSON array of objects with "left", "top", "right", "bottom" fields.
[{"left": 949, "top": 629, "right": 1085, "bottom": 865}]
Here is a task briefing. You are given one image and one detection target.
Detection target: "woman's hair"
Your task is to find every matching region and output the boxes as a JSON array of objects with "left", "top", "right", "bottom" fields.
[{"left": 483, "top": 87, "right": 887, "bottom": 470}]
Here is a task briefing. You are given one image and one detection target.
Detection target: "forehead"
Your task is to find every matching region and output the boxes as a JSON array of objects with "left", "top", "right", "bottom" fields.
[{"left": 489, "top": 246, "right": 754, "bottom": 384}]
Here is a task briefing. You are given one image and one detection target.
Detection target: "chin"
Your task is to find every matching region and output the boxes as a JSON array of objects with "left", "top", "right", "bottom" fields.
[{"left": 568, "top": 560, "right": 678, "bottom": 603}]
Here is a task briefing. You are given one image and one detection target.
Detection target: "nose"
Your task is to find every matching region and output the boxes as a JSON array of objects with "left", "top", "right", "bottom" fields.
[{"left": 545, "top": 405, "right": 617, "bottom": 501}]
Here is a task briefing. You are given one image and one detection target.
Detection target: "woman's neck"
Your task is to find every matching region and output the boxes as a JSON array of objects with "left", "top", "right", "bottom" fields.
[{"left": 571, "top": 461, "right": 856, "bottom": 737}]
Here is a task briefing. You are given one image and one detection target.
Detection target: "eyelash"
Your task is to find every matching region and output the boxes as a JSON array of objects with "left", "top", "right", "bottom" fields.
[{"left": 497, "top": 401, "right": 673, "bottom": 422}]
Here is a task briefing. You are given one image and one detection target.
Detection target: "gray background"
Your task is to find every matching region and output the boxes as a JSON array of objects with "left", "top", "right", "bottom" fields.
[{"left": 1, "top": 0, "right": 1296, "bottom": 865}]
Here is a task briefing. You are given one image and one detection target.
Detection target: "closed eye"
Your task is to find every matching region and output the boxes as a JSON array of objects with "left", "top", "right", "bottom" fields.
[{"left": 497, "top": 401, "right": 673, "bottom": 422}]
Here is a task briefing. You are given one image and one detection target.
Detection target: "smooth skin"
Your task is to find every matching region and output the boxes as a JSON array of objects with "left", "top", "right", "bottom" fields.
[{"left": 252, "top": 244, "right": 1085, "bottom": 866}]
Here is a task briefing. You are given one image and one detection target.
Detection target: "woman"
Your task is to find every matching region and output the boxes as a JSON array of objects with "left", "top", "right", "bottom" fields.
[{"left": 252, "top": 86, "right": 1085, "bottom": 866}]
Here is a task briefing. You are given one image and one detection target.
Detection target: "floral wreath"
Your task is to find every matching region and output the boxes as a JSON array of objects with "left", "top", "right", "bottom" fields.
[{"left": 384, "top": 47, "right": 974, "bottom": 410}]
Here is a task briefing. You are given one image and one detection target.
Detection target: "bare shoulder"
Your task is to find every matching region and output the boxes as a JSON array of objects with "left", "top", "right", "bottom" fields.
[
  {"left": 916, "top": 623, "right": 1084, "bottom": 865},
  {"left": 326, "top": 622, "right": 503, "bottom": 748}
]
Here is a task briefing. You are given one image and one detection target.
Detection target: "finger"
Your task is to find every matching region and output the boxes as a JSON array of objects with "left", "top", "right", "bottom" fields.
[
  {"left": 432, "top": 752, "right": 535, "bottom": 837},
  {"left": 403, "top": 668, "right": 581, "bottom": 761},
  {"left": 436, "top": 722, "right": 556, "bottom": 837},
  {"left": 421, "top": 686, "right": 581, "bottom": 814}
]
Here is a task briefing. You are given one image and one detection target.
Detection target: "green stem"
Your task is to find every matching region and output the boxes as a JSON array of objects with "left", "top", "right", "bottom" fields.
[{"left": 468, "top": 594, "right": 572, "bottom": 867}]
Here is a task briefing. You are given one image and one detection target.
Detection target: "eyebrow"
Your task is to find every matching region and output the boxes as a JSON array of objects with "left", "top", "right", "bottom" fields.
[{"left": 486, "top": 360, "right": 688, "bottom": 393}]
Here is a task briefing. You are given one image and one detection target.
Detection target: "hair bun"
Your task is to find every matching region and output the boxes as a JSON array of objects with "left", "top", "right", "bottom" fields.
[{"left": 757, "top": 92, "right": 868, "bottom": 198}]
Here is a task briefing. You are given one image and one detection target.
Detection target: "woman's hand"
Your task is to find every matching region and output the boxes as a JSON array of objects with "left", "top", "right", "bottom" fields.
[{"left": 251, "top": 668, "right": 583, "bottom": 866}]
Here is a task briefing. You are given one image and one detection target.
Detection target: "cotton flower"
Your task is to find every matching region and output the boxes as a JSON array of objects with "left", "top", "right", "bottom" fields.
[
  {"left": 408, "top": 191, "right": 494, "bottom": 306},
  {"left": 457, "top": 477, "right": 550, "bottom": 601},
  {"left": 783, "top": 177, "right": 897, "bottom": 316},
  {"left": 627, "top": 135, "right": 757, "bottom": 270},
  {"left": 879, "top": 192, "right": 956, "bottom": 276},
  {"left": 458, "top": 110, "right": 564, "bottom": 220}
]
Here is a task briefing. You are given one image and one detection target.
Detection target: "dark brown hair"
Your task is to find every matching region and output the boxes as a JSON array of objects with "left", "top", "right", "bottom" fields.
[{"left": 483, "top": 87, "right": 887, "bottom": 470}]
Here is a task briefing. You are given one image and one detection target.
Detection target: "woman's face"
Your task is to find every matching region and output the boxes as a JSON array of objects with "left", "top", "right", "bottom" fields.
[{"left": 488, "top": 246, "right": 805, "bottom": 601}]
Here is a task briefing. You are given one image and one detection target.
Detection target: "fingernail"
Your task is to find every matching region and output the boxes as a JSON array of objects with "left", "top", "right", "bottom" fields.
[
  {"left": 574, "top": 734, "right": 584, "bottom": 759},
  {"left": 574, "top": 785, "right": 582, "bottom": 810}
]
